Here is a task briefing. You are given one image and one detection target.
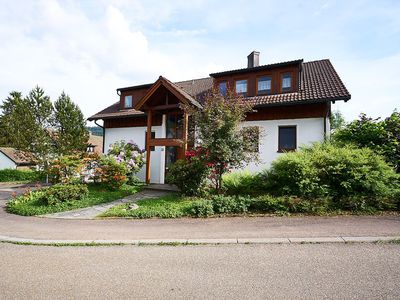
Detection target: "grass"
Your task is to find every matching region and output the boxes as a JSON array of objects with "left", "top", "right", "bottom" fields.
[
  {"left": 100, "top": 193, "right": 194, "bottom": 218},
  {"left": 6, "top": 184, "right": 140, "bottom": 216}
]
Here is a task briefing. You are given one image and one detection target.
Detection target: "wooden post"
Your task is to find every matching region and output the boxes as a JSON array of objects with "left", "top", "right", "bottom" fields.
[
  {"left": 182, "top": 111, "right": 189, "bottom": 154},
  {"left": 145, "top": 110, "right": 152, "bottom": 184}
]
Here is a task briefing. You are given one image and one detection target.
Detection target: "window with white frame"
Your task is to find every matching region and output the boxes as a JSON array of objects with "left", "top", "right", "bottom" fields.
[
  {"left": 281, "top": 74, "right": 292, "bottom": 92},
  {"left": 235, "top": 79, "right": 247, "bottom": 96},
  {"left": 124, "top": 95, "right": 133, "bottom": 108},
  {"left": 258, "top": 76, "right": 272, "bottom": 94}
]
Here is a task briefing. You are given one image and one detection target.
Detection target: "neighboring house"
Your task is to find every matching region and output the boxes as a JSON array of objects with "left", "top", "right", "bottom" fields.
[
  {"left": 89, "top": 51, "right": 351, "bottom": 184},
  {"left": 87, "top": 134, "right": 104, "bottom": 154},
  {"left": 0, "top": 147, "right": 35, "bottom": 170}
]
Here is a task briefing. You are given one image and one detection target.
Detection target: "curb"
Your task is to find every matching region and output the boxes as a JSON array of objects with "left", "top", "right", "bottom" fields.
[{"left": 0, "top": 235, "right": 399, "bottom": 246}]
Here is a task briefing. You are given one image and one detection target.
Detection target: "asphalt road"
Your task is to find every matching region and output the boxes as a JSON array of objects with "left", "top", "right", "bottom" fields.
[{"left": 1, "top": 243, "right": 399, "bottom": 299}]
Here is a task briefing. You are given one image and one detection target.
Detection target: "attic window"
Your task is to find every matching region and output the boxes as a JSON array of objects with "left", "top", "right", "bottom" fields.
[
  {"left": 235, "top": 79, "right": 247, "bottom": 96},
  {"left": 258, "top": 76, "right": 272, "bottom": 95},
  {"left": 124, "top": 95, "right": 133, "bottom": 108},
  {"left": 219, "top": 82, "right": 227, "bottom": 96},
  {"left": 281, "top": 74, "right": 292, "bottom": 92}
]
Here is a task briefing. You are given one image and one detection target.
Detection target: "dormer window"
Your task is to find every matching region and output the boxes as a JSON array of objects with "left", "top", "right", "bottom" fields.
[
  {"left": 219, "top": 82, "right": 227, "bottom": 96},
  {"left": 235, "top": 79, "right": 247, "bottom": 96},
  {"left": 124, "top": 95, "right": 133, "bottom": 108},
  {"left": 258, "top": 76, "right": 272, "bottom": 95},
  {"left": 281, "top": 74, "right": 292, "bottom": 92}
]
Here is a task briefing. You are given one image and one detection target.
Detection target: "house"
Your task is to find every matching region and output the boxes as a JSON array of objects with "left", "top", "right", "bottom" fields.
[
  {"left": 0, "top": 147, "right": 35, "bottom": 170},
  {"left": 88, "top": 51, "right": 351, "bottom": 184},
  {"left": 87, "top": 133, "right": 103, "bottom": 154}
]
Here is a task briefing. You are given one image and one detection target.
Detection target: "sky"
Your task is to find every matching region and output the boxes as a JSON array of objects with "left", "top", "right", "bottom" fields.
[{"left": 0, "top": 0, "right": 399, "bottom": 124}]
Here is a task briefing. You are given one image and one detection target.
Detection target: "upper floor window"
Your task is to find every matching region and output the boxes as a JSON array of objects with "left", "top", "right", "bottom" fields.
[
  {"left": 124, "top": 95, "right": 133, "bottom": 108},
  {"left": 235, "top": 79, "right": 247, "bottom": 96},
  {"left": 278, "top": 126, "right": 296, "bottom": 152},
  {"left": 258, "top": 76, "right": 272, "bottom": 95},
  {"left": 281, "top": 74, "right": 292, "bottom": 92},
  {"left": 219, "top": 82, "right": 227, "bottom": 96}
]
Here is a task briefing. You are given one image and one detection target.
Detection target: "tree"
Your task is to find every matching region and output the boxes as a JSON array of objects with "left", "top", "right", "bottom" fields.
[
  {"left": 330, "top": 110, "right": 346, "bottom": 131},
  {"left": 187, "top": 89, "right": 257, "bottom": 193},
  {"left": 333, "top": 111, "right": 400, "bottom": 172},
  {"left": 54, "top": 92, "right": 89, "bottom": 155},
  {"left": 0, "top": 91, "right": 35, "bottom": 149},
  {"left": 0, "top": 87, "right": 55, "bottom": 168},
  {"left": 26, "top": 86, "right": 55, "bottom": 168}
]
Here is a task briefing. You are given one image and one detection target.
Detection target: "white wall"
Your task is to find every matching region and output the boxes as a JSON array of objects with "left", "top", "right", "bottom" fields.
[
  {"left": 0, "top": 152, "right": 17, "bottom": 170},
  {"left": 242, "top": 117, "right": 325, "bottom": 173},
  {"left": 104, "top": 125, "right": 166, "bottom": 184},
  {"left": 104, "top": 116, "right": 326, "bottom": 183}
]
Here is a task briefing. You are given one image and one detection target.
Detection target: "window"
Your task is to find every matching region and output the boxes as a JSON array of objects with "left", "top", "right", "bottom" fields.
[
  {"left": 281, "top": 74, "right": 292, "bottom": 92},
  {"left": 219, "top": 82, "right": 227, "bottom": 96},
  {"left": 166, "top": 113, "right": 183, "bottom": 139},
  {"left": 124, "top": 95, "right": 133, "bottom": 108},
  {"left": 242, "top": 126, "right": 259, "bottom": 153},
  {"left": 258, "top": 76, "right": 272, "bottom": 95},
  {"left": 145, "top": 131, "right": 156, "bottom": 151},
  {"left": 278, "top": 126, "right": 296, "bottom": 152},
  {"left": 235, "top": 79, "right": 247, "bottom": 96}
]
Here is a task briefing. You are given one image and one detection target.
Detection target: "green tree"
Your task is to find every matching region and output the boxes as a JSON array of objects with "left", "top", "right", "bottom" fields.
[
  {"left": 0, "top": 91, "right": 35, "bottom": 150},
  {"left": 333, "top": 111, "right": 400, "bottom": 171},
  {"left": 330, "top": 109, "right": 346, "bottom": 131},
  {"left": 54, "top": 92, "right": 89, "bottom": 155},
  {"left": 0, "top": 87, "right": 55, "bottom": 168},
  {"left": 187, "top": 89, "right": 257, "bottom": 193},
  {"left": 26, "top": 86, "right": 55, "bottom": 168}
]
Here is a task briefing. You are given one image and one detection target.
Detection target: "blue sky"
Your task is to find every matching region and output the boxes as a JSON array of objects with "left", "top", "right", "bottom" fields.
[{"left": 0, "top": 0, "right": 399, "bottom": 122}]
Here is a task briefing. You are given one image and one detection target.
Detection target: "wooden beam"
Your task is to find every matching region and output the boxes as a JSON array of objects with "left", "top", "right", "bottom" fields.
[
  {"left": 148, "top": 138, "right": 184, "bottom": 147},
  {"left": 182, "top": 112, "right": 189, "bottom": 154},
  {"left": 145, "top": 110, "right": 152, "bottom": 184},
  {"left": 143, "top": 103, "right": 180, "bottom": 111}
]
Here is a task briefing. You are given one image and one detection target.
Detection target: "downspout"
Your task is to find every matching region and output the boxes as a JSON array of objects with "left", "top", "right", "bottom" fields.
[{"left": 94, "top": 120, "right": 105, "bottom": 154}]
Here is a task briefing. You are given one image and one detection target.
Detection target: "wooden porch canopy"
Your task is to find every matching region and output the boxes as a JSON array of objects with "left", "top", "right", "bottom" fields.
[{"left": 135, "top": 76, "right": 202, "bottom": 184}]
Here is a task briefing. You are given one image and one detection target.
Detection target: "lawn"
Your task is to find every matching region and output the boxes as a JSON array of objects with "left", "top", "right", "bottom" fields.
[
  {"left": 6, "top": 184, "right": 140, "bottom": 216},
  {"left": 100, "top": 193, "right": 194, "bottom": 218}
]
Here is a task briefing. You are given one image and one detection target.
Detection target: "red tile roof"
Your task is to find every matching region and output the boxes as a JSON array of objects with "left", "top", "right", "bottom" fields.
[
  {"left": 88, "top": 59, "right": 350, "bottom": 121},
  {"left": 0, "top": 147, "right": 35, "bottom": 166}
]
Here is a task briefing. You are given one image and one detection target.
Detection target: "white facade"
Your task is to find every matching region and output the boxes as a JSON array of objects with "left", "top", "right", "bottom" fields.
[
  {"left": 0, "top": 152, "right": 17, "bottom": 170},
  {"left": 104, "top": 116, "right": 328, "bottom": 184}
]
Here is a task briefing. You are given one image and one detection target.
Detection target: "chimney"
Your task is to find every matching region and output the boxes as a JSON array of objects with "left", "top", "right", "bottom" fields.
[{"left": 247, "top": 51, "right": 260, "bottom": 68}]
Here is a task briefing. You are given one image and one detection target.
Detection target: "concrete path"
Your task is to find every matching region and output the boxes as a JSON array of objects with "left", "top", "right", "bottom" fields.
[{"left": 42, "top": 189, "right": 170, "bottom": 219}]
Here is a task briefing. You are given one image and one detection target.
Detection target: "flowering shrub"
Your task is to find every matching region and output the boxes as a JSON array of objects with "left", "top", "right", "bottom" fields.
[
  {"left": 94, "top": 156, "right": 128, "bottom": 190},
  {"left": 48, "top": 154, "right": 85, "bottom": 184},
  {"left": 166, "top": 147, "right": 209, "bottom": 196},
  {"left": 107, "top": 140, "right": 145, "bottom": 184}
]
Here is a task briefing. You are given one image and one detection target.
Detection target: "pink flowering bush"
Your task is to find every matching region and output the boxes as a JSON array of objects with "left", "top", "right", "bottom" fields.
[{"left": 107, "top": 140, "right": 146, "bottom": 184}]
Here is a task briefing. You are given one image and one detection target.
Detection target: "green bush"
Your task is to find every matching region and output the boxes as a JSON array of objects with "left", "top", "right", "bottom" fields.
[
  {"left": 166, "top": 157, "right": 209, "bottom": 196},
  {"left": 261, "top": 143, "right": 399, "bottom": 206},
  {"left": 0, "top": 169, "right": 44, "bottom": 182},
  {"left": 190, "top": 200, "right": 214, "bottom": 217},
  {"left": 211, "top": 195, "right": 250, "bottom": 214},
  {"left": 41, "top": 184, "right": 89, "bottom": 205},
  {"left": 222, "top": 171, "right": 262, "bottom": 196},
  {"left": 249, "top": 195, "right": 331, "bottom": 214}
]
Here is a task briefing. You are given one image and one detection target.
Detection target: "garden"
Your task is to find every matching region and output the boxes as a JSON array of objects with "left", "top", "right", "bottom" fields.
[{"left": 6, "top": 140, "right": 145, "bottom": 216}]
